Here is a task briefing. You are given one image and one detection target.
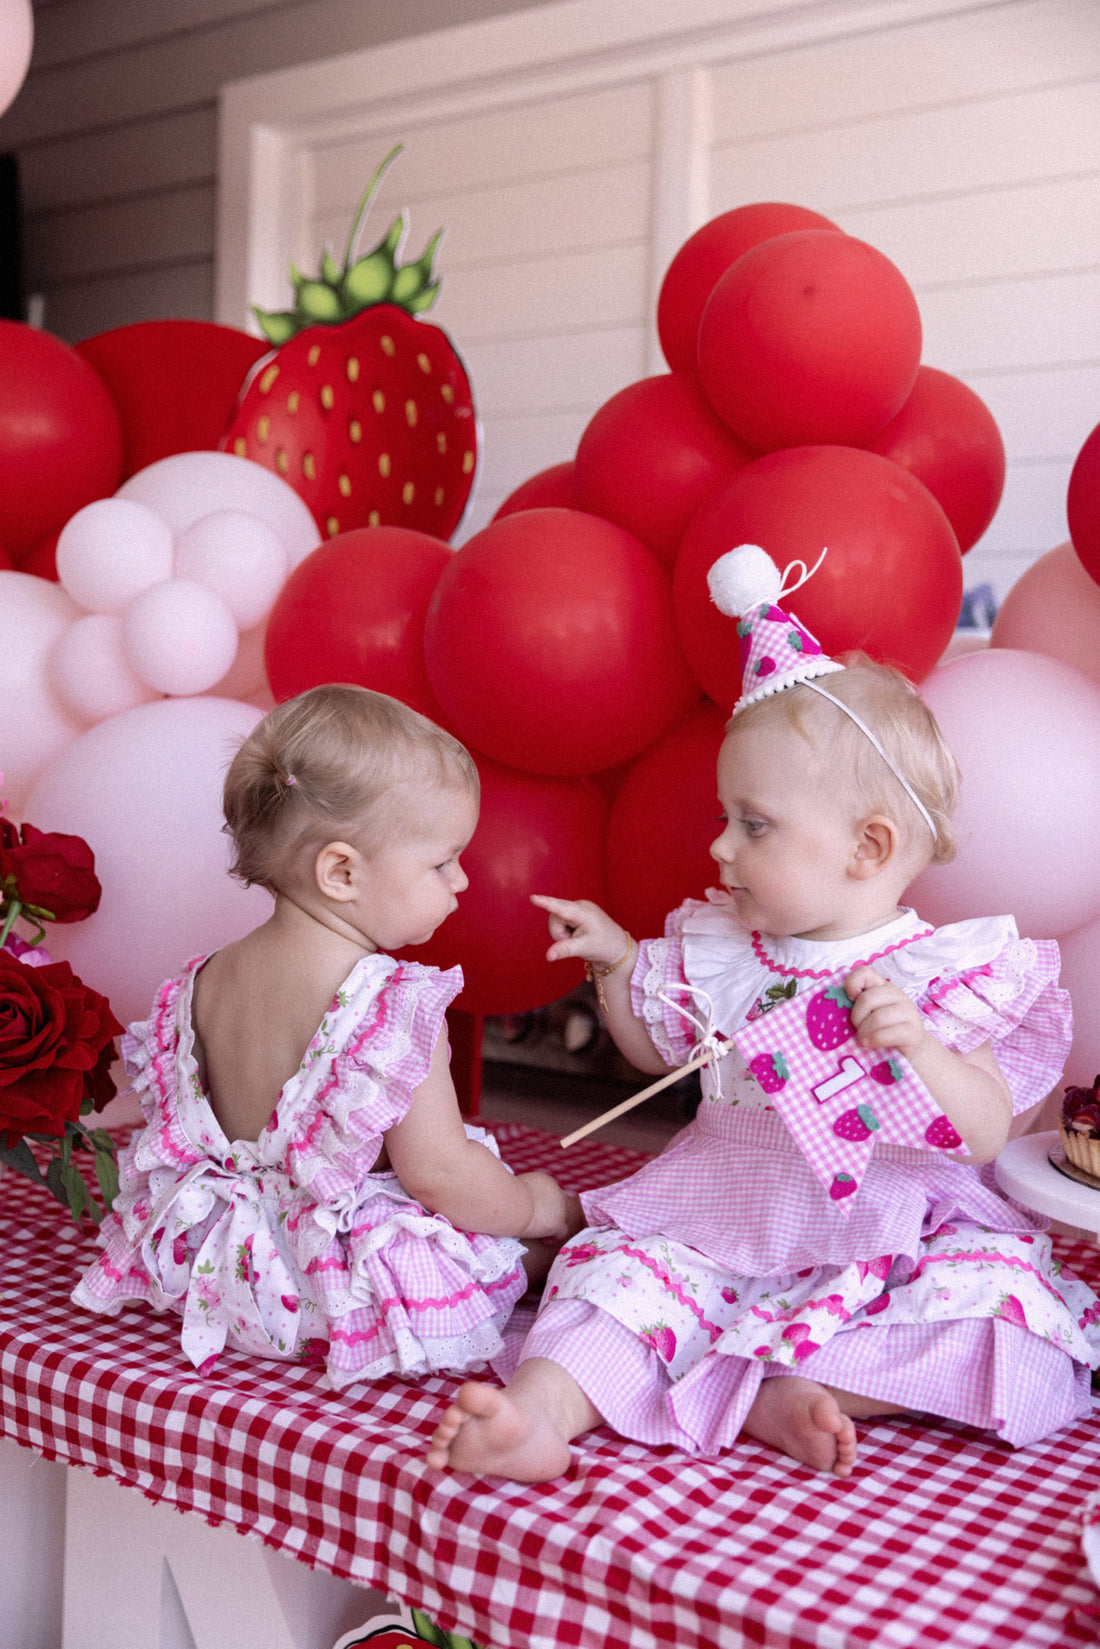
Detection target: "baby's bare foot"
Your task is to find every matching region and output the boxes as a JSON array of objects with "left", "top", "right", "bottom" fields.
[
  {"left": 743, "top": 1376, "right": 858, "bottom": 1477},
  {"left": 425, "top": 1380, "right": 572, "bottom": 1482}
]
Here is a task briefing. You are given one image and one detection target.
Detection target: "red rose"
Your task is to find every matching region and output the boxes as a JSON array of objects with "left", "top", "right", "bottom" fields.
[
  {"left": 0, "top": 820, "right": 102, "bottom": 923},
  {"left": 0, "top": 952, "right": 123, "bottom": 1143}
]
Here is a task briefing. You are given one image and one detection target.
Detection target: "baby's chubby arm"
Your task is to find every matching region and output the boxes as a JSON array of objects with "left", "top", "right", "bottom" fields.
[
  {"left": 385, "top": 1029, "right": 583, "bottom": 1240},
  {"left": 844, "top": 965, "right": 1013, "bottom": 1163},
  {"left": 530, "top": 894, "right": 669, "bottom": 1076}
]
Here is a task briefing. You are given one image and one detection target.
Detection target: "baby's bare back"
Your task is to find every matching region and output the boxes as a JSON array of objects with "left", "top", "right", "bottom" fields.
[{"left": 191, "top": 928, "right": 353, "bottom": 1145}]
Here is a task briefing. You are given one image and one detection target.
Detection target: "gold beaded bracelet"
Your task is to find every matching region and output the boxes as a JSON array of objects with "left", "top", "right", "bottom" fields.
[{"left": 586, "top": 935, "right": 636, "bottom": 1017}]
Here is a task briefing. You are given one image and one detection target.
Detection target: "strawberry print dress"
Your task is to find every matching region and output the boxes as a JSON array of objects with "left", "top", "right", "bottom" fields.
[
  {"left": 517, "top": 896, "right": 1100, "bottom": 1451},
  {"left": 74, "top": 954, "right": 527, "bottom": 1388}
]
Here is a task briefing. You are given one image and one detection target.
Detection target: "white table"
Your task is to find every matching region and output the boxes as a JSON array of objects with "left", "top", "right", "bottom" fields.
[{"left": 995, "top": 1130, "right": 1100, "bottom": 1243}]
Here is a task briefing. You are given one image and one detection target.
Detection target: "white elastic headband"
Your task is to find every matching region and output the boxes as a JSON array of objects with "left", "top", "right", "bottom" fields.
[{"left": 800, "top": 679, "right": 938, "bottom": 841}]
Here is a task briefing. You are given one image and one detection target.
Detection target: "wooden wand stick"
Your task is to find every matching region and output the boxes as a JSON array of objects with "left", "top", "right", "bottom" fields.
[{"left": 559, "top": 1040, "right": 733, "bottom": 1148}]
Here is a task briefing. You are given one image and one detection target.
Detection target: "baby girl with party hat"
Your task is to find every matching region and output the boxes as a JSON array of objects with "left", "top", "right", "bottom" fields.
[{"left": 428, "top": 545, "right": 1100, "bottom": 1482}]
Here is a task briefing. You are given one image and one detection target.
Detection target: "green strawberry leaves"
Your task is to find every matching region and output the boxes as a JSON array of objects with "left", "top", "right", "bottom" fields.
[{"left": 253, "top": 145, "right": 446, "bottom": 343}]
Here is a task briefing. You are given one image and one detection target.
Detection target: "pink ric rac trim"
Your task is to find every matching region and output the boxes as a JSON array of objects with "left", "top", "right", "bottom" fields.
[
  {"left": 327, "top": 1271, "right": 520, "bottom": 1344},
  {"left": 611, "top": 1242, "right": 726, "bottom": 1343},
  {"left": 149, "top": 976, "right": 201, "bottom": 1169},
  {"left": 750, "top": 926, "right": 935, "bottom": 981},
  {"left": 285, "top": 968, "right": 398, "bottom": 1157},
  {"left": 909, "top": 1249, "right": 1071, "bottom": 1308}
]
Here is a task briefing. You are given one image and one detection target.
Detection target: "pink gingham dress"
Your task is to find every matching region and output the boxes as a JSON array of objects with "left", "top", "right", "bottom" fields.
[
  {"left": 519, "top": 897, "right": 1100, "bottom": 1451},
  {"left": 74, "top": 953, "right": 527, "bottom": 1388}
]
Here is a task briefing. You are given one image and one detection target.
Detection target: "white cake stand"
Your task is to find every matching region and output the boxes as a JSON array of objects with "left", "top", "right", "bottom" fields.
[{"left": 994, "top": 1130, "right": 1100, "bottom": 1243}]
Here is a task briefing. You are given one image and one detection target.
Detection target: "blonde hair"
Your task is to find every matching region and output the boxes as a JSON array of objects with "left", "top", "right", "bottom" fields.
[
  {"left": 223, "top": 685, "right": 479, "bottom": 891},
  {"left": 731, "top": 654, "right": 958, "bottom": 866}
]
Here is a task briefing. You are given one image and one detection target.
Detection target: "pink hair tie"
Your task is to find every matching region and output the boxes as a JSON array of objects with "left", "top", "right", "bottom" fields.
[{"left": 283, "top": 773, "right": 297, "bottom": 787}]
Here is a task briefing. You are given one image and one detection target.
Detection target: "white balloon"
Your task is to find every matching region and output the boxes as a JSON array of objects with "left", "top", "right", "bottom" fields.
[
  {"left": 25, "top": 697, "right": 270, "bottom": 1026},
  {"left": 56, "top": 497, "right": 174, "bottom": 615},
  {"left": 174, "top": 509, "right": 288, "bottom": 629},
  {"left": 122, "top": 579, "right": 240, "bottom": 696},
  {"left": 48, "top": 612, "right": 159, "bottom": 724},
  {"left": 0, "top": 0, "right": 32, "bottom": 119},
  {"left": 0, "top": 571, "right": 83, "bottom": 809},
  {"left": 118, "top": 451, "right": 321, "bottom": 568}
]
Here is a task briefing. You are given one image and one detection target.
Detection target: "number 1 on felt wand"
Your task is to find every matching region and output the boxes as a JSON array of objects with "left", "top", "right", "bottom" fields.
[{"left": 559, "top": 1041, "right": 733, "bottom": 1148}]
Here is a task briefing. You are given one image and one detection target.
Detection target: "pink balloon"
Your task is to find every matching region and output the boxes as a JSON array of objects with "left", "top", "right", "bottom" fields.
[
  {"left": 118, "top": 451, "right": 320, "bottom": 568},
  {"left": 174, "top": 509, "right": 288, "bottom": 630},
  {"left": 25, "top": 697, "right": 270, "bottom": 1026},
  {"left": 1056, "top": 911, "right": 1100, "bottom": 1090},
  {"left": 0, "top": 571, "right": 83, "bottom": 809},
  {"left": 122, "top": 579, "right": 240, "bottom": 695},
  {"left": 47, "top": 612, "right": 159, "bottom": 724},
  {"left": 908, "top": 649, "right": 1100, "bottom": 938},
  {"left": 56, "top": 497, "right": 174, "bottom": 615},
  {"left": 990, "top": 542, "right": 1100, "bottom": 687}
]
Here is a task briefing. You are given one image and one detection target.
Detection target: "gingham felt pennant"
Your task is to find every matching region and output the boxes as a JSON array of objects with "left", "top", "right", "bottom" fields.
[
  {"left": 3, "top": 1123, "right": 1099, "bottom": 1649},
  {"left": 734, "top": 980, "right": 968, "bottom": 1212}
]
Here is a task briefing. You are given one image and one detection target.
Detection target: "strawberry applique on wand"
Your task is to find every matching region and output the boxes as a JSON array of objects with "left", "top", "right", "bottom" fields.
[{"left": 223, "top": 146, "right": 477, "bottom": 541}]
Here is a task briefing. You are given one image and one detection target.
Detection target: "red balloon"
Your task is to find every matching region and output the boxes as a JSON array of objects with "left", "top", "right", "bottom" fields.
[
  {"left": 424, "top": 508, "right": 699, "bottom": 775},
  {"left": 1068, "top": 420, "right": 1100, "bottom": 584},
  {"left": 605, "top": 701, "right": 728, "bottom": 942},
  {"left": 264, "top": 525, "right": 454, "bottom": 715},
  {"left": 403, "top": 759, "right": 609, "bottom": 1015},
  {"left": 697, "top": 232, "right": 922, "bottom": 452},
  {"left": 866, "top": 367, "right": 1004, "bottom": 553},
  {"left": 0, "top": 321, "right": 124, "bottom": 552},
  {"left": 77, "top": 320, "right": 268, "bottom": 480},
  {"left": 17, "top": 532, "right": 61, "bottom": 581},
  {"left": 493, "top": 461, "right": 577, "bottom": 519},
  {"left": 657, "top": 203, "right": 841, "bottom": 373},
  {"left": 674, "top": 446, "right": 962, "bottom": 707},
  {"left": 573, "top": 373, "right": 757, "bottom": 566}
]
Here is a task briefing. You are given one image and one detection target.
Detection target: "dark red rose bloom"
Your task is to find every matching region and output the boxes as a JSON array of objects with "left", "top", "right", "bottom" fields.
[
  {"left": 0, "top": 952, "right": 123, "bottom": 1143},
  {"left": 0, "top": 820, "right": 102, "bottom": 923}
]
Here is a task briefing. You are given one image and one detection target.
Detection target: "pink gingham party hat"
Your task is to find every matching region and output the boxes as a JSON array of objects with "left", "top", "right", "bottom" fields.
[
  {"left": 706, "top": 543, "right": 842, "bottom": 713},
  {"left": 706, "top": 542, "right": 938, "bottom": 841}
]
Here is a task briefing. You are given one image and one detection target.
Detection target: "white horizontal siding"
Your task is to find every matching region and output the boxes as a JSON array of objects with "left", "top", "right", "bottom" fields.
[{"left": 0, "top": 0, "right": 551, "bottom": 338}]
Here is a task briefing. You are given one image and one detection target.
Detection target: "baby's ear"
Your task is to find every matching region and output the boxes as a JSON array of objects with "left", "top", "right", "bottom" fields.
[
  {"left": 851, "top": 815, "right": 900, "bottom": 878},
  {"left": 314, "top": 840, "right": 362, "bottom": 901}
]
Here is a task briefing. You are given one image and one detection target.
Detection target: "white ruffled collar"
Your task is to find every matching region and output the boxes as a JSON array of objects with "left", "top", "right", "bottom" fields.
[{"left": 675, "top": 893, "right": 1019, "bottom": 1040}]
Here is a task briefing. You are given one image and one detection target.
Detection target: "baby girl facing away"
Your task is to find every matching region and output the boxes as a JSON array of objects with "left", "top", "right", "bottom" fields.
[
  {"left": 428, "top": 548, "right": 1100, "bottom": 1481},
  {"left": 75, "top": 685, "right": 581, "bottom": 1387}
]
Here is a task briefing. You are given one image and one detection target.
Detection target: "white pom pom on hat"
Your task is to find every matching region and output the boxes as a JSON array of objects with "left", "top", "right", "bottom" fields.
[{"left": 706, "top": 544, "right": 783, "bottom": 617}]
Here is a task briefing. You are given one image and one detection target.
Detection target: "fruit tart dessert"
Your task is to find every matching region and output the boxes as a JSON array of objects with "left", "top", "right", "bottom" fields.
[{"left": 1060, "top": 1076, "right": 1100, "bottom": 1184}]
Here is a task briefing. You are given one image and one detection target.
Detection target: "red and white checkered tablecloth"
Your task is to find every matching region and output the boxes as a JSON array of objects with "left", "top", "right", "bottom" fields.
[{"left": 2, "top": 1122, "right": 1099, "bottom": 1649}]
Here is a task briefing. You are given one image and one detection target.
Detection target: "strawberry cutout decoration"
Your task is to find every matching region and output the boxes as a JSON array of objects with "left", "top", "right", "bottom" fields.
[
  {"left": 338, "top": 1604, "right": 484, "bottom": 1649},
  {"left": 749, "top": 1049, "right": 789, "bottom": 1092},
  {"left": 833, "top": 1103, "right": 881, "bottom": 1142},
  {"left": 806, "top": 983, "right": 854, "bottom": 1051},
  {"left": 924, "top": 1114, "right": 963, "bottom": 1150},
  {"left": 223, "top": 146, "right": 477, "bottom": 542},
  {"left": 734, "top": 973, "right": 971, "bottom": 1218}
]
